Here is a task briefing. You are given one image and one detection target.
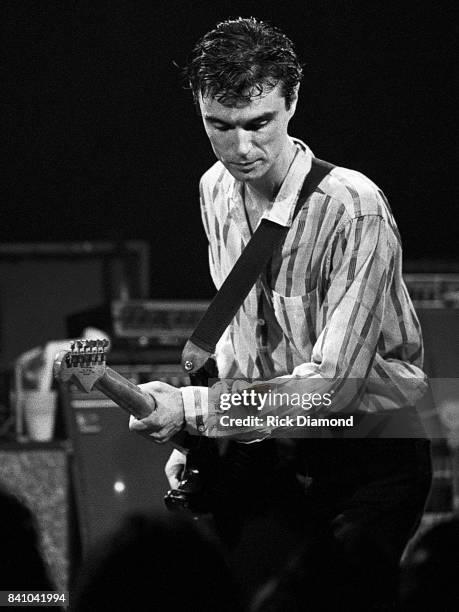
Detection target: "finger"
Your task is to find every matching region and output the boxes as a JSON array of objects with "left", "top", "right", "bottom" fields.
[
  {"left": 129, "top": 416, "right": 150, "bottom": 432},
  {"left": 168, "top": 475, "right": 180, "bottom": 489},
  {"left": 166, "top": 462, "right": 185, "bottom": 489},
  {"left": 149, "top": 431, "right": 170, "bottom": 444},
  {"left": 133, "top": 428, "right": 164, "bottom": 443},
  {"left": 139, "top": 380, "right": 163, "bottom": 394},
  {"left": 167, "top": 449, "right": 187, "bottom": 462}
]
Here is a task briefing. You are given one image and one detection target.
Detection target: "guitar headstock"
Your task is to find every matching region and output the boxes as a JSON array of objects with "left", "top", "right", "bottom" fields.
[{"left": 53, "top": 339, "right": 109, "bottom": 393}]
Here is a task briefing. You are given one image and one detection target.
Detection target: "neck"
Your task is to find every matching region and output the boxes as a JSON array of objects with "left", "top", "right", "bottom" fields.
[{"left": 247, "top": 138, "right": 297, "bottom": 201}]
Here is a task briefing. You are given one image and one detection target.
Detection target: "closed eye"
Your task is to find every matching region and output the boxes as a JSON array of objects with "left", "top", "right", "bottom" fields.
[
  {"left": 247, "top": 120, "right": 269, "bottom": 131},
  {"left": 206, "top": 112, "right": 275, "bottom": 132},
  {"left": 212, "top": 120, "right": 269, "bottom": 132}
]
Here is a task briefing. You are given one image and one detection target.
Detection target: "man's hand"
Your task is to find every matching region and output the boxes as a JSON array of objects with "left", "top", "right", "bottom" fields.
[
  {"left": 129, "top": 381, "right": 185, "bottom": 443},
  {"left": 165, "top": 449, "right": 187, "bottom": 489}
]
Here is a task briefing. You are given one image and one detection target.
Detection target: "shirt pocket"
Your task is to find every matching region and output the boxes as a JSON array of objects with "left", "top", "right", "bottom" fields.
[{"left": 270, "top": 289, "right": 317, "bottom": 353}]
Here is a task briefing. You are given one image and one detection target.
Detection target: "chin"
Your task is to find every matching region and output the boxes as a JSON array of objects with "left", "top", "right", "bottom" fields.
[{"left": 226, "top": 165, "right": 266, "bottom": 182}]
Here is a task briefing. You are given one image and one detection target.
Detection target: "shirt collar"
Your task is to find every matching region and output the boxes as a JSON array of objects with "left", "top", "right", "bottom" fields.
[{"left": 263, "top": 138, "right": 313, "bottom": 227}]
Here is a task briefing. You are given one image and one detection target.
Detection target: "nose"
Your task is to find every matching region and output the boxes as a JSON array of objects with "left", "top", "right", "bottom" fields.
[{"left": 233, "top": 128, "right": 252, "bottom": 158}]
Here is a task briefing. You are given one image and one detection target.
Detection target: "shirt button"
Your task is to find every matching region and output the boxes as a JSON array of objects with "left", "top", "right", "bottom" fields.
[
  {"left": 198, "top": 425, "right": 206, "bottom": 433},
  {"left": 257, "top": 318, "right": 266, "bottom": 326}
]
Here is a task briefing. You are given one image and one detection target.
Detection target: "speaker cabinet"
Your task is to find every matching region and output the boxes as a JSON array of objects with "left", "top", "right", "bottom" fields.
[{"left": 62, "top": 389, "right": 172, "bottom": 554}]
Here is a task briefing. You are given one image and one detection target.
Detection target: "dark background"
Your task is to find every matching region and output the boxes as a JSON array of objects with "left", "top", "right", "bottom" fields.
[{"left": 3, "top": 0, "right": 457, "bottom": 299}]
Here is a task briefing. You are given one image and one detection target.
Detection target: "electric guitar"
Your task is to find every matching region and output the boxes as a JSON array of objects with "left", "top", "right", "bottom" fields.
[{"left": 53, "top": 339, "right": 221, "bottom": 514}]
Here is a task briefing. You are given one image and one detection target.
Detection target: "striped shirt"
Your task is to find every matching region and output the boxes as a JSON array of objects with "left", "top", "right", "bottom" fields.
[{"left": 181, "top": 139, "right": 427, "bottom": 436}]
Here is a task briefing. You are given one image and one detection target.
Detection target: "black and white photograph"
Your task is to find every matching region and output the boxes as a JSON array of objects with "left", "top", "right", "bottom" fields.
[{"left": 1, "top": 1, "right": 458, "bottom": 610}]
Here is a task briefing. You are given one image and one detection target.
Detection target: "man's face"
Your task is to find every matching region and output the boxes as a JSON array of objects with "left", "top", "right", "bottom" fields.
[{"left": 199, "top": 83, "right": 298, "bottom": 183}]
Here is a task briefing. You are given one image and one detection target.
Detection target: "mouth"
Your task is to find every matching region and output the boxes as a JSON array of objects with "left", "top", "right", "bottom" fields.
[{"left": 230, "top": 160, "right": 260, "bottom": 168}]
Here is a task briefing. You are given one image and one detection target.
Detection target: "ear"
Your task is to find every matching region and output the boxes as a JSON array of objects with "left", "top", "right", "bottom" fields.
[{"left": 288, "top": 84, "right": 300, "bottom": 117}]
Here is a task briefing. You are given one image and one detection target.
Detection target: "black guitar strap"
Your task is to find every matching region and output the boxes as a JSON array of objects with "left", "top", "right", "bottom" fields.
[{"left": 181, "top": 157, "right": 335, "bottom": 373}]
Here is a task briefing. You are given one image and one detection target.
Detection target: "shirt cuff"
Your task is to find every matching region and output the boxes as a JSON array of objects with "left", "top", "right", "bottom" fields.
[{"left": 181, "top": 386, "right": 210, "bottom": 435}]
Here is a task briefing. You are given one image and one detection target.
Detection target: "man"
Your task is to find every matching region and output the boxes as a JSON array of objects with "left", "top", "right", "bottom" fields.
[{"left": 131, "top": 17, "right": 432, "bottom": 608}]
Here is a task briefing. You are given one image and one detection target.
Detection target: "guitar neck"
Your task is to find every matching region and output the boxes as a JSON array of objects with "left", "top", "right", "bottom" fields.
[{"left": 95, "top": 366, "right": 155, "bottom": 420}]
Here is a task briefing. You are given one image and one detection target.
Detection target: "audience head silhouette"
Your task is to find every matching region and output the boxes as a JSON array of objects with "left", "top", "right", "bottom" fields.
[{"left": 73, "top": 511, "right": 242, "bottom": 612}]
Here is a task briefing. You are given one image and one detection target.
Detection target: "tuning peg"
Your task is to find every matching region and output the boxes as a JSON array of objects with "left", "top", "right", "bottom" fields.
[
  {"left": 88, "top": 340, "right": 96, "bottom": 363},
  {"left": 100, "top": 339, "right": 108, "bottom": 362},
  {"left": 92, "top": 339, "right": 99, "bottom": 362}
]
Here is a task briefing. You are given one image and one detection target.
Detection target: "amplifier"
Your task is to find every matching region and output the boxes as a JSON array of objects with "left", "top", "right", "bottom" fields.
[
  {"left": 404, "top": 273, "right": 459, "bottom": 308},
  {"left": 111, "top": 300, "right": 209, "bottom": 346}
]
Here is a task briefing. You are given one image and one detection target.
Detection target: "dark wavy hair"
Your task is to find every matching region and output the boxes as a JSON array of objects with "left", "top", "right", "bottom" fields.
[{"left": 185, "top": 17, "right": 303, "bottom": 110}]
